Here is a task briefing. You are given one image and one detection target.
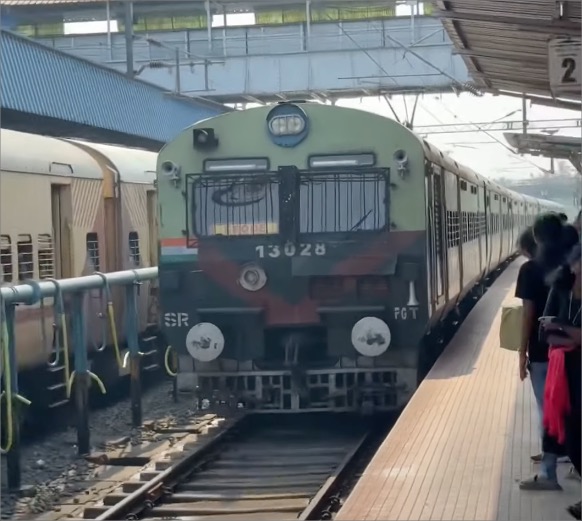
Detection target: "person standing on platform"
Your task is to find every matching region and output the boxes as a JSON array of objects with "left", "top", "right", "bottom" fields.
[
  {"left": 514, "top": 227, "right": 561, "bottom": 490},
  {"left": 540, "top": 244, "right": 582, "bottom": 519}
]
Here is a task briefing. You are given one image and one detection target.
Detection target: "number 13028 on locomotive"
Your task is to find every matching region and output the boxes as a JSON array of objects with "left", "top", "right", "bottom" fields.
[{"left": 255, "top": 243, "right": 327, "bottom": 258}]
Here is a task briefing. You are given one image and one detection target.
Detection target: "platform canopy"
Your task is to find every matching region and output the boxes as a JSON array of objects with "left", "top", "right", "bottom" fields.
[
  {"left": 433, "top": 0, "right": 581, "bottom": 110},
  {"left": 505, "top": 132, "right": 582, "bottom": 173}
]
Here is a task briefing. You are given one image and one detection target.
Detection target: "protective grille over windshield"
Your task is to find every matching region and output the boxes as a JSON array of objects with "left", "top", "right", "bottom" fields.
[
  {"left": 191, "top": 174, "right": 279, "bottom": 236},
  {"left": 299, "top": 171, "right": 388, "bottom": 233}
]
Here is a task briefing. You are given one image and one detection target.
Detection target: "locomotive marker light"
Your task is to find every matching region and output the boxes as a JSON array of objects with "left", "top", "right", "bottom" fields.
[
  {"left": 309, "top": 153, "right": 376, "bottom": 169},
  {"left": 204, "top": 158, "right": 269, "bottom": 172},
  {"left": 185, "top": 323, "right": 225, "bottom": 362},
  {"left": 160, "top": 160, "right": 181, "bottom": 187},
  {"left": 266, "top": 103, "right": 309, "bottom": 147},
  {"left": 393, "top": 149, "right": 409, "bottom": 178},
  {"left": 351, "top": 317, "right": 392, "bottom": 357},
  {"left": 239, "top": 263, "right": 267, "bottom": 292}
]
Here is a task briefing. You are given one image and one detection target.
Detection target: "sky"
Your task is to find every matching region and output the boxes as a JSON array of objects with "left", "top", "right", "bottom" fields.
[
  {"left": 339, "top": 94, "right": 580, "bottom": 180},
  {"left": 63, "top": 13, "right": 581, "bottom": 182}
]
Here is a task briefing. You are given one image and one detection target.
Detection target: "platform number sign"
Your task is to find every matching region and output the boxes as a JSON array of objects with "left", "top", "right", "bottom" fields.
[{"left": 548, "top": 37, "right": 581, "bottom": 96}]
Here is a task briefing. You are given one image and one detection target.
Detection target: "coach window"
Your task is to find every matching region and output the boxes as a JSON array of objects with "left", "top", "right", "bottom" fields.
[
  {"left": 86, "top": 233, "right": 101, "bottom": 271},
  {"left": 37, "top": 234, "right": 55, "bottom": 279},
  {"left": 17, "top": 234, "right": 34, "bottom": 281},
  {"left": 446, "top": 210, "right": 460, "bottom": 247},
  {"left": 128, "top": 232, "right": 141, "bottom": 267},
  {"left": 0, "top": 235, "right": 13, "bottom": 283}
]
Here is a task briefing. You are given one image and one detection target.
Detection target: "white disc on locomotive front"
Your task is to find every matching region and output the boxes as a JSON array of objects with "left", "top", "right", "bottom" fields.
[
  {"left": 351, "top": 317, "right": 391, "bottom": 357},
  {"left": 185, "top": 323, "right": 225, "bottom": 362}
]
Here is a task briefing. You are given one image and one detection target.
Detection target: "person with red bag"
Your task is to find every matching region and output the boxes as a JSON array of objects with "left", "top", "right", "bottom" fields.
[{"left": 540, "top": 243, "right": 581, "bottom": 520}]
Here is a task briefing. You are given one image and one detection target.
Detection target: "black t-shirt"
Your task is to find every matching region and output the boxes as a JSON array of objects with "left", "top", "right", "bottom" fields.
[
  {"left": 544, "top": 287, "right": 581, "bottom": 327},
  {"left": 515, "top": 259, "right": 550, "bottom": 362}
]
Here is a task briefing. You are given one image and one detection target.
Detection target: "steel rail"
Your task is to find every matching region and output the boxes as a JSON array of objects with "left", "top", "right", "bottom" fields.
[
  {"left": 94, "top": 414, "right": 371, "bottom": 521},
  {"left": 94, "top": 414, "right": 249, "bottom": 520},
  {"left": 299, "top": 430, "right": 372, "bottom": 520}
]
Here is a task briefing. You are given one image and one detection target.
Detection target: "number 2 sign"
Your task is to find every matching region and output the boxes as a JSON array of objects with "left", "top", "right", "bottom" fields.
[{"left": 549, "top": 37, "right": 581, "bottom": 96}]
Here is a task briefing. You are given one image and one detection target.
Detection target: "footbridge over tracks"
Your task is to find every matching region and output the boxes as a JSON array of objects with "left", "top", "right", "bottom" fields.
[
  {"left": 4, "top": 0, "right": 472, "bottom": 104},
  {"left": 0, "top": 29, "right": 228, "bottom": 148}
]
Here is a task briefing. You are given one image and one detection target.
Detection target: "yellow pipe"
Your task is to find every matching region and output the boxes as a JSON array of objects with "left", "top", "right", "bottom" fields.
[
  {"left": 164, "top": 345, "right": 177, "bottom": 377},
  {"left": 107, "top": 302, "right": 123, "bottom": 368},
  {"left": 0, "top": 318, "right": 13, "bottom": 454},
  {"left": 66, "top": 370, "right": 107, "bottom": 398},
  {"left": 0, "top": 317, "right": 31, "bottom": 454}
]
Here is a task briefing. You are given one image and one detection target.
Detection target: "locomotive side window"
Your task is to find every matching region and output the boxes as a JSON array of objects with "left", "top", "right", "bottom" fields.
[
  {"left": 17, "top": 234, "right": 34, "bottom": 281},
  {"left": 37, "top": 234, "right": 55, "bottom": 279},
  {"left": 128, "top": 231, "right": 141, "bottom": 267},
  {"left": 86, "top": 233, "right": 101, "bottom": 271},
  {"left": 0, "top": 235, "right": 13, "bottom": 283}
]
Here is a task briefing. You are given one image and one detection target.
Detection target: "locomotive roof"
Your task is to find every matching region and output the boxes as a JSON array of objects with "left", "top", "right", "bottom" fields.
[
  {"left": 0, "top": 128, "right": 102, "bottom": 179},
  {"left": 66, "top": 139, "right": 157, "bottom": 185},
  {"left": 180, "top": 104, "right": 562, "bottom": 212}
]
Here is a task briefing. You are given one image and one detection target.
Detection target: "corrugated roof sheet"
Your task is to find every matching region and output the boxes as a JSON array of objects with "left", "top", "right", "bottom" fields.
[
  {"left": 433, "top": 0, "right": 581, "bottom": 104},
  {"left": 0, "top": 29, "right": 228, "bottom": 143},
  {"left": 2, "top": 0, "right": 99, "bottom": 5}
]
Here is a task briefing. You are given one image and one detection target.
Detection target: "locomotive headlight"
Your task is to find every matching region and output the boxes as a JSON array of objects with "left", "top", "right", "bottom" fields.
[
  {"left": 266, "top": 103, "right": 309, "bottom": 147},
  {"left": 239, "top": 263, "right": 267, "bottom": 292},
  {"left": 351, "top": 317, "right": 392, "bottom": 358},
  {"left": 269, "top": 116, "right": 305, "bottom": 136},
  {"left": 268, "top": 115, "right": 306, "bottom": 136}
]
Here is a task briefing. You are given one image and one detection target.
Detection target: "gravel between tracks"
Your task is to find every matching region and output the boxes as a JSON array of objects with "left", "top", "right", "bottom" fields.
[{"left": 0, "top": 380, "right": 208, "bottom": 519}]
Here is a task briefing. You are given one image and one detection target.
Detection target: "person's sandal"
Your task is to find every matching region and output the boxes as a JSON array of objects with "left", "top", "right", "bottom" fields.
[{"left": 567, "top": 501, "right": 581, "bottom": 520}]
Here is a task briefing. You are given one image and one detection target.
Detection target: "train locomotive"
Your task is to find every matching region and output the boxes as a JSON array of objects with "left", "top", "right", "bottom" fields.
[{"left": 157, "top": 102, "right": 562, "bottom": 413}]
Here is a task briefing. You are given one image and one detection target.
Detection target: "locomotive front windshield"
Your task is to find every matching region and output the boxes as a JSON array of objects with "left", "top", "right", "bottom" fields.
[{"left": 190, "top": 169, "right": 388, "bottom": 237}]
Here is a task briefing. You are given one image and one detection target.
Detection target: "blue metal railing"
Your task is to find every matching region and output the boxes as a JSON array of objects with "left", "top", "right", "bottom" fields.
[{"left": 0, "top": 267, "right": 158, "bottom": 491}]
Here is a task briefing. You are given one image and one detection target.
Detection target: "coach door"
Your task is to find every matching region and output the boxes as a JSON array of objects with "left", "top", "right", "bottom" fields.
[
  {"left": 50, "top": 184, "right": 73, "bottom": 278},
  {"left": 428, "top": 165, "right": 447, "bottom": 312}
]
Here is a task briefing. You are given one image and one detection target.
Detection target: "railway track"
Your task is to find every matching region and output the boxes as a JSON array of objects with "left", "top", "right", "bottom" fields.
[{"left": 78, "top": 413, "right": 381, "bottom": 521}]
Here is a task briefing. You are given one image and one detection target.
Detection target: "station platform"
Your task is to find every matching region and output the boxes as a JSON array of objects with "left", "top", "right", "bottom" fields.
[{"left": 337, "top": 260, "right": 580, "bottom": 521}]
